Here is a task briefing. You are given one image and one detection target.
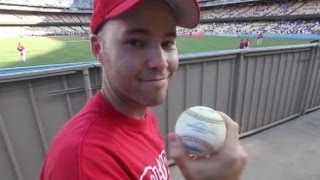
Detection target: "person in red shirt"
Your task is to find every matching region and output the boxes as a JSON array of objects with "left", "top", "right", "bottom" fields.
[
  {"left": 245, "top": 39, "right": 250, "bottom": 48},
  {"left": 17, "top": 42, "right": 26, "bottom": 62},
  {"left": 239, "top": 39, "right": 245, "bottom": 49},
  {"left": 40, "top": 0, "right": 247, "bottom": 179}
]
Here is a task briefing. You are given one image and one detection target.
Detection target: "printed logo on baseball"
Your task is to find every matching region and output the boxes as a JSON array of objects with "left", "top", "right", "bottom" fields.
[{"left": 175, "top": 106, "right": 226, "bottom": 156}]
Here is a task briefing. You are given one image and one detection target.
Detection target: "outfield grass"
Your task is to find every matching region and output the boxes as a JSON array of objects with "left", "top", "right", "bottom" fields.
[
  {"left": 177, "top": 36, "right": 311, "bottom": 53},
  {"left": 0, "top": 35, "right": 311, "bottom": 68},
  {"left": 0, "top": 36, "right": 92, "bottom": 68}
]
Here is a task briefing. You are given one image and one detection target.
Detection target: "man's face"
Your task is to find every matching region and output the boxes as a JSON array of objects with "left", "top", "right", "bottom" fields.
[{"left": 92, "top": 0, "right": 179, "bottom": 107}]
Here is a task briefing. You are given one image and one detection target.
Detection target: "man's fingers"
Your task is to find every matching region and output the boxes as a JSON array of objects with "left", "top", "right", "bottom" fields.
[
  {"left": 167, "top": 133, "right": 190, "bottom": 172},
  {"left": 218, "top": 112, "right": 247, "bottom": 172},
  {"left": 218, "top": 112, "right": 240, "bottom": 146}
]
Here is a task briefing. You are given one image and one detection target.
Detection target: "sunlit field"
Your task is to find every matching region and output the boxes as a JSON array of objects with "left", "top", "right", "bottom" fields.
[{"left": 0, "top": 35, "right": 311, "bottom": 68}]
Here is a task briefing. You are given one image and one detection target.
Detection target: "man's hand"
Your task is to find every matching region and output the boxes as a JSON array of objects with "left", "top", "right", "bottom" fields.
[{"left": 168, "top": 112, "right": 247, "bottom": 180}]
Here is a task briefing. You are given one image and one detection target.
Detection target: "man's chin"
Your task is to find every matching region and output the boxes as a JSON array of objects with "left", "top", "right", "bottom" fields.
[{"left": 143, "top": 94, "right": 167, "bottom": 107}]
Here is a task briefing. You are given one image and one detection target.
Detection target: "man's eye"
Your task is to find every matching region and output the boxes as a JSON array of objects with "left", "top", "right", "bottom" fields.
[
  {"left": 127, "top": 40, "right": 144, "bottom": 47},
  {"left": 162, "top": 41, "right": 175, "bottom": 49}
]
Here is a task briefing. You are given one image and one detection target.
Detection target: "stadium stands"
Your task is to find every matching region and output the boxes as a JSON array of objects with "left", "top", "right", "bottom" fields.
[
  {"left": 178, "top": 20, "right": 320, "bottom": 35},
  {"left": 0, "top": 0, "right": 92, "bottom": 37},
  {"left": 0, "top": 25, "right": 89, "bottom": 37},
  {"left": 200, "top": 0, "right": 320, "bottom": 19},
  {"left": 0, "top": 0, "right": 92, "bottom": 10},
  {"left": 190, "top": 0, "right": 320, "bottom": 36},
  {"left": 0, "top": 0, "right": 319, "bottom": 38},
  {"left": 0, "top": 6, "right": 90, "bottom": 37},
  {"left": 291, "top": 0, "right": 320, "bottom": 15}
]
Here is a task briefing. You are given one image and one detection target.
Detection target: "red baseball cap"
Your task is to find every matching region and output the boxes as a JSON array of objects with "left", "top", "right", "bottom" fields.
[{"left": 90, "top": 0, "right": 200, "bottom": 34}]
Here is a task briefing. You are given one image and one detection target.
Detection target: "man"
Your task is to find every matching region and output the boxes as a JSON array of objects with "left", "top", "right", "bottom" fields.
[
  {"left": 257, "top": 32, "right": 264, "bottom": 45},
  {"left": 239, "top": 39, "right": 245, "bottom": 49},
  {"left": 245, "top": 39, "right": 250, "bottom": 48},
  {"left": 40, "top": 0, "right": 247, "bottom": 179},
  {"left": 17, "top": 42, "right": 26, "bottom": 62}
]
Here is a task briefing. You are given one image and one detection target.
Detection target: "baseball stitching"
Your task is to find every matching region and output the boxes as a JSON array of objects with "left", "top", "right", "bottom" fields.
[
  {"left": 180, "top": 135, "right": 216, "bottom": 153},
  {"left": 186, "top": 108, "right": 224, "bottom": 124}
]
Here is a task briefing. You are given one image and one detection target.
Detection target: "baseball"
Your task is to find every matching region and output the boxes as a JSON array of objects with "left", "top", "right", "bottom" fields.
[{"left": 175, "top": 106, "right": 226, "bottom": 156}]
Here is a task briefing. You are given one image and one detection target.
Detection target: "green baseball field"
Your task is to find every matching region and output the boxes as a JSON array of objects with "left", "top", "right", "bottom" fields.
[{"left": 0, "top": 35, "right": 311, "bottom": 68}]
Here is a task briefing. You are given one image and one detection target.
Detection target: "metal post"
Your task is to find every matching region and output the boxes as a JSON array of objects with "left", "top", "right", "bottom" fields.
[
  {"left": 62, "top": 76, "right": 74, "bottom": 118},
  {"left": 309, "top": 44, "right": 320, "bottom": 107},
  {"left": 83, "top": 68, "right": 92, "bottom": 100},
  {"left": 184, "top": 64, "right": 189, "bottom": 108},
  {"left": 28, "top": 81, "right": 48, "bottom": 153},
  {"left": 261, "top": 55, "right": 274, "bottom": 126},
  {"left": 201, "top": 62, "right": 206, "bottom": 105},
  {"left": 230, "top": 52, "right": 244, "bottom": 127},
  {"left": 0, "top": 114, "right": 23, "bottom": 180},
  {"left": 299, "top": 47, "right": 317, "bottom": 115}
]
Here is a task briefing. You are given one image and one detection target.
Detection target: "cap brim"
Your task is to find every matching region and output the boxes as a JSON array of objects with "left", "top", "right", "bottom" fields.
[
  {"left": 164, "top": 0, "right": 200, "bottom": 28},
  {"left": 110, "top": 0, "right": 199, "bottom": 28}
]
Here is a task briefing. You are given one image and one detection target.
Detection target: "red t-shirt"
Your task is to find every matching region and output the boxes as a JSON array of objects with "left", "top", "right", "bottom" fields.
[
  {"left": 40, "top": 91, "right": 170, "bottom": 180},
  {"left": 239, "top": 42, "right": 245, "bottom": 49},
  {"left": 245, "top": 41, "right": 249, "bottom": 48}
]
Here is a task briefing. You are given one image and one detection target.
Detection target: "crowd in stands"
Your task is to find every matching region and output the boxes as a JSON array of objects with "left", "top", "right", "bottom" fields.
[
  {"left": 291, "top": 0, "right": 320, "bottom": 15},
  {"left": 0, "top": 0, "right": 92, "bottom": 10},
  {"left": 0, "top": 26, "right": 89, "bottom": 37},
  {"left": 1, "top": 0, "right": 319, "bottom": 38},
  {"left": 177, "top": 20, "right": 320, "bottom": 36},
  {"left": 178, "top": 0, "right": 320, "bottom": 36},
  {"left": 201, "top": 0, "right": 320, "bottom": 19},
  {"left": 0, "top": 12, "right": 90, "bottom": 37},
  {"left": 0, "top": 12, "right": 90, "bottom": 24}
]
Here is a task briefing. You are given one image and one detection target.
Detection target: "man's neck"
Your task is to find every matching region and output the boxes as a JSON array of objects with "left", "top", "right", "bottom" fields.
[{"left": 101, "top": 84, "right": 148, "bottom": 119}]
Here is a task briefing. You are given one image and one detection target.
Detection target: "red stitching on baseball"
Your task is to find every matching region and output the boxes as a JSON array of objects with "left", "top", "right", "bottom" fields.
[
  {"left": 186, "top": 109, "right": 224, "bottom": 124},
  {"left": 180, "top": 135, "right": 216, "bottom": 153}
]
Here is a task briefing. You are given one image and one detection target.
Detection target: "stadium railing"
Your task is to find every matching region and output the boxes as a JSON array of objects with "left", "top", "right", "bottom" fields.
[{"left": 0, "top": 43, "right": 319, "bottom": 179}]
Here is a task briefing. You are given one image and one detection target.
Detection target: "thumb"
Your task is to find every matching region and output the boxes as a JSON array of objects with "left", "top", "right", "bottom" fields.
[
  {"left": 168, "top": 133, "right": 186, "bottom": 158},
  {"left": 167, "top": 133, "right": 190, "bottom": 170}
]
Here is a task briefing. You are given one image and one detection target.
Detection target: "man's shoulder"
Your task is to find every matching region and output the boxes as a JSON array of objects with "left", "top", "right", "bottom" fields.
[
  {"left": 47, "top": 111, "right": 99, "bottom": 151},
  {"left": 40, "top": 111, "right": 125, "bottom": 180}
]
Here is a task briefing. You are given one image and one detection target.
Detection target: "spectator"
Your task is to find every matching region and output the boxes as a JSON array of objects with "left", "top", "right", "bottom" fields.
[
  {"left": 39, "top": 0, "right": 247, "bottom": 179},
  {"left": 239, "top": 39, "right": 245, "bottom": 49},
  {"left": 245, "top": 38, "right": 250, "bottom": 48}
]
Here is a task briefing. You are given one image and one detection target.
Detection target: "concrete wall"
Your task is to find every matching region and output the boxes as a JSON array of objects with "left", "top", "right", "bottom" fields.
[{"left": 0, "top": 43, "right": 319, "bottom": 180}]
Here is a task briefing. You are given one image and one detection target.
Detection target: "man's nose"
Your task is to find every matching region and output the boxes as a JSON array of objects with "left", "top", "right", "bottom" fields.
[{"left": 147, "top": 45, "right": 168, "bottom": 70}]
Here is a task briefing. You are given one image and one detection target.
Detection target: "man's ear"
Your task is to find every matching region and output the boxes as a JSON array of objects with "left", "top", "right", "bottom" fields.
[{"left": 90, "top": 34, "right": 103, "bottom": 63}]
